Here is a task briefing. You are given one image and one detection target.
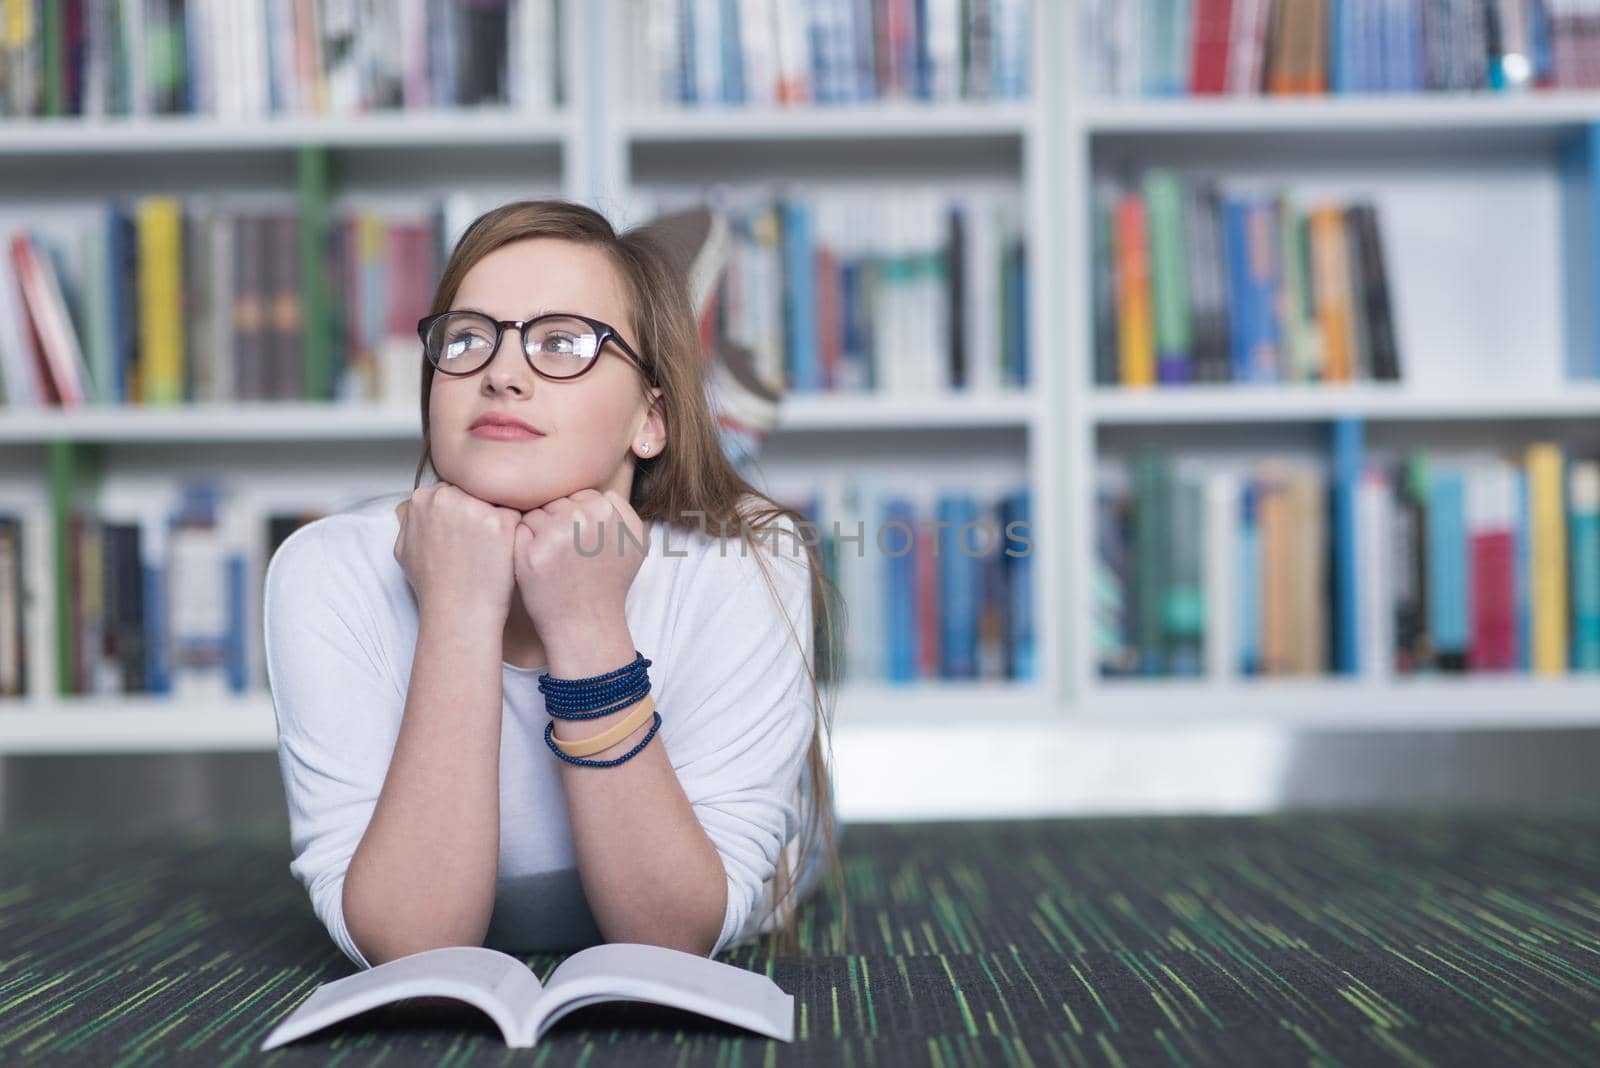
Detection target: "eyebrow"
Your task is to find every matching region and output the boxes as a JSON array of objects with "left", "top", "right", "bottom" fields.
[{"left": 454, "top": 306, "right": 569, "bottom": 321}]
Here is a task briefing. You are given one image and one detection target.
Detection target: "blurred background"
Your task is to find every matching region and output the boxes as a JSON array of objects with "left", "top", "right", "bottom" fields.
[{"left": 2, "top": 0, "right": 1599, "bottom": 835}]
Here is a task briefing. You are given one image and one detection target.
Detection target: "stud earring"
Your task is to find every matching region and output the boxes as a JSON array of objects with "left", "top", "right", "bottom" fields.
[{"left": 639, "top": 442, "right": 651, "bottom": 455}]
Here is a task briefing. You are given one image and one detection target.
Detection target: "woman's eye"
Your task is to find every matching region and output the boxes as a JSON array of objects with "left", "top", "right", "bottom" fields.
[{"left": 446, "top": 333, "right": 490, "bottom": 359}]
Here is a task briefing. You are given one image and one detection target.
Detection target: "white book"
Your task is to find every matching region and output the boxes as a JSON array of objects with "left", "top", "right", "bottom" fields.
[
  {"left": 258, "top": 943, "right": 794, "bottom": 1051},
  {"left": 1202, "top": 468, "right": 1238, "bottom": 682},
  {"left": 928, "top": 0, "right": 961, "bottom": 100},
  {"left": 1357, "top": 467, "right": 1392, "bottom": 682},
  {"left": 737, "top": 0, "right": 776, "bottom": 106},
  {"left": 962, "top": 189, "right": 1000, "bottom": 394},
  {"left": 771, "top": 0, "right": 809, "bottom": 102},
  {"left": 692, "top": 0, "right": 724, "bottom": 105}
]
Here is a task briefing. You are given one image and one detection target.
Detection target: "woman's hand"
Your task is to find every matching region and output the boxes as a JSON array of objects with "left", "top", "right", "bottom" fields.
[
  {"left": 512, "top": 489, "right": 648, "bottom": 640},
  {"left": 393, "top": 483, "right": 522, "bottom": 625}
]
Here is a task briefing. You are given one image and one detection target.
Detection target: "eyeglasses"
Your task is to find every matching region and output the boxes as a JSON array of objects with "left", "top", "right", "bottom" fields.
[{"left": 417, "top": 310, "right": 649, "bottom": 383}]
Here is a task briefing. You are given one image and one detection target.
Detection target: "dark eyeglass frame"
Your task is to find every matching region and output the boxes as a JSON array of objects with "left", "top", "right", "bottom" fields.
[{"left": 416, "top": 309, "right": 651, "bottom": 384}]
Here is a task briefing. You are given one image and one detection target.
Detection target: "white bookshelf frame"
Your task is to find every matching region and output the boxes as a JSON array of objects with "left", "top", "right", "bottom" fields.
[{"left": 2, "top": 0, "right": 1598, "bottom": 761}]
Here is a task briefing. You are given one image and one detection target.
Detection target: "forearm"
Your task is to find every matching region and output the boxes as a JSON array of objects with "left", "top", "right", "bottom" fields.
[
  {"left": 343, "top": 607, "right": 505, "bottom": 966},
  {"left": 545, "top": 616, "right": 728, "bottom": 956}
]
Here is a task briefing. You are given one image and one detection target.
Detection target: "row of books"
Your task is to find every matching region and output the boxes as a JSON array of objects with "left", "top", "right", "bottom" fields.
[
  {"left": 0, "top": 0, "right": 562, "bottom": 119},
  {"left": 0, "top": 193, "right": 489, "bottom": 411},
  {"left": 655, "top": 186, "right": 1030, "bottom": 396},
  {"left": 1083, "top": 0, "right": 1572, "bottom": 98},
  {"left": 785, "top": 481, "right": 1034, "bottom": 683},
  {"left": 0, "top": 478, "right": 1035, "bottom": 699},
  {"left": 1097, "top": 424, "right": 1600, "bottom": 680},
  {"left": 1093, "top": 171, "right": 1402, "bottom": 386},
  {"left": 625, "top": 0, "right": 1031, "bottom": 108},
  {"left": 0, "top": 481, "right": 312, "bottom": 699}
]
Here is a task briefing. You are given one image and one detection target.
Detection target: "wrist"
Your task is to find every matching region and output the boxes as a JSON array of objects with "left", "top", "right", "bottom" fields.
[{"left": 540, "top": 609, "right": 633, "bottom": 677}]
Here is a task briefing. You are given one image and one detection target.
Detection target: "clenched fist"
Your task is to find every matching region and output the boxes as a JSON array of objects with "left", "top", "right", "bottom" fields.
[
  {"left": 392, "top": 482, "right": 521, "bottom": 625},
  {"left": 512, "top": 488, "right": 648, "bottom": 638}
]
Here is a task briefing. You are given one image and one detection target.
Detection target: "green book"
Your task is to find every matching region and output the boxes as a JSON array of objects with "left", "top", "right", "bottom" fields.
[
  {"left": 297, "top": 148, "right": 331, "bottom": 401},
  {"left": 1143, "top": 170, "right": 1192, "bottom": 383}
]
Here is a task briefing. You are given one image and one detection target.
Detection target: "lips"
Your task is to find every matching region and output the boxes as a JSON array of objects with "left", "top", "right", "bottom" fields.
[{"left": 470, "top": 413, "right": 544, "bottom": 435}]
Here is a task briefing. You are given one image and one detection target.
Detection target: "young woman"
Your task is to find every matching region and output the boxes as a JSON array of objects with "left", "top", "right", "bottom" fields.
[{"left": 264, "top": 200, "right": 846, "bottom": 970}]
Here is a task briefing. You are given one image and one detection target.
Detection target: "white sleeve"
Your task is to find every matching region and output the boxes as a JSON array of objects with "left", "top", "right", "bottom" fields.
[
  {"left": 659, "top": 516, "right": 817, "bottom": 958},
  {"left": 263, "top": 523, "right": 402, "bottom": 971}
]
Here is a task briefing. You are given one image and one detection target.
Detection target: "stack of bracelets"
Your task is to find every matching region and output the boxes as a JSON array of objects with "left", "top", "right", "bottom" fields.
[{"left": 538, "top": 651, "right": 660, "bottom": 768}]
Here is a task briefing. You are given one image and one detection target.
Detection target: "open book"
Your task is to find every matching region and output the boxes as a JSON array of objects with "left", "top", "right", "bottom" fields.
[{"left": 259, "top": 942, "right": 795, "bottom": 1050}]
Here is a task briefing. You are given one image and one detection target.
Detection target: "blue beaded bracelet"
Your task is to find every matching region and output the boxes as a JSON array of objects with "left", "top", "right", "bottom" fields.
[
  {"left": 542, "top": 674, "right": 650, "bottom": 711},
  {"left": 545, "top": 680, "right": 652, "bottom": 720},
  {"left": 545, "top": 711, "right": 661, "bottom": 767},
  {"left": 537, "top": 652, "right": 651, "bottom": 695}
]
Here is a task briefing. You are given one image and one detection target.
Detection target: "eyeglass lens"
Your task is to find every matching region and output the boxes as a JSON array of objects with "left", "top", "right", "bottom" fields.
[{"left": 424, "top": 312, "right": 601, "bottom": 378}]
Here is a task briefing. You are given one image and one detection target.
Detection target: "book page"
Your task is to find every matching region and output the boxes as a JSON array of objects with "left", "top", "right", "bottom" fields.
[
  {"left": 526, "top": 943, "right": 794, "bottom": 1043},
  {"left": 259, "top": 946, "right": 544, "bottom": 1051}
]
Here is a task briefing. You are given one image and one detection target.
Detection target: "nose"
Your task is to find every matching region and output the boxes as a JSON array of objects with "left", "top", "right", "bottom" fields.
[{"left": 480, "top": 325, "right": 534, "bottom": 395}]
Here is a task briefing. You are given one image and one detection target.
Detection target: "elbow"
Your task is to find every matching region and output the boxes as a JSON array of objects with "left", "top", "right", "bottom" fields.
[{"left": 341, "top": 867, "right": 492, "bottom": 968}]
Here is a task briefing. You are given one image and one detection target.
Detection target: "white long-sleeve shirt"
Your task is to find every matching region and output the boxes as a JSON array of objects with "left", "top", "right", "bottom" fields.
[{"left": 263, "top": 488, "right": 832, "bottom": 969}]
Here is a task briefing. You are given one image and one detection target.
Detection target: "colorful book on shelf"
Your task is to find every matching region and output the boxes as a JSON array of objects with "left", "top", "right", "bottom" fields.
[
  {"left": 1116, "top": 193, "right": 1156, "bottom": 387},
  {"left": 1527, "top": 442, "right": 1569, "bottom": 675},
  {"left": 1569, "top": 461, "right": 1600, "bottom": 670},
  {"left": 1467, "top": 463, "right": 1517, "bottom": 673},
  {"left": 1427, "top": 466, "right": 1470, "bottom": 671},
  {"left": 1559, "top": 123, "right": 1600, "bottom": 381},
  {"left": 8, "top": 232, "right": 89, "bottom": 406},
  {"left": 1331, "top": 417, "right": 1363, "bottom": 675}
]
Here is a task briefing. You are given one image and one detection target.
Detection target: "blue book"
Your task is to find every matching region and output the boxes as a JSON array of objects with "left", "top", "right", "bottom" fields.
[
  {"left": 1239, "top": 481, "right": 1260, "bottom": 675},
  {"left": 226, "top": 553, "right": 247, "bottom": 692},
  {"left": 676, "top": 0, "right": 697, "bottom": 104},
  {"left": 1008, "top": 243, "right": 1029, "bottom": 387},
  {"left": 1569, "top": 464, "right": 1600, "bottom": 670},
  {"left": 1558, "top": 124, "right": 1600, "bottom": 379},
  {"left": 936, "top": 495, "right": 980, "bottom": 678},
  {"left": 883, "top": 497, "right": 917, "bottom": 682},
  {"left": 781, "top": 199, "right": 820, "bottom": 391},
  {"left": 1222, "top": 198, "right": 1256, "bottom": 381},
  {"left": 142, "top": 561, "right": 168, "bottom": 695},
  {"left": 1427, "top": 469, "right": 1470, "bottom": 667},
  {"left": 1332, "top": 418, "right": 1365, "bottom": 674},
  {"left": 719, "top": 0, "right": 744, "bottom": 103},
  {"left": 1514, "top": 468, "right": 1532, "bottom": 671},
  {"left": 1331, "top": 0, "right": 1352, "bottom": 93},
  {"left": 1003, "top": 488, "right": 1034, "bottom": 680}
]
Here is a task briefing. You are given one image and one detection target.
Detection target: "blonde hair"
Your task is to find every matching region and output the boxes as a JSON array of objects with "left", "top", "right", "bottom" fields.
[{"left": 413, "top": 199, "right": 847, "bottom": 956}]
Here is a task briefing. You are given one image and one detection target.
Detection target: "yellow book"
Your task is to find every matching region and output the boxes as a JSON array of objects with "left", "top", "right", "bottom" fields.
[
  {"left": 1527, "top": 443, "right": 1569, "bottom": 675},
  {"left": 1310, "top": 204, "right": 1353, "bottom": 382},
  {"left": 137, "top": 197, "right": 185, "bottom": 405},
  {"left": 1116, "top": 195, "right": 1155, "bottom": 387}
]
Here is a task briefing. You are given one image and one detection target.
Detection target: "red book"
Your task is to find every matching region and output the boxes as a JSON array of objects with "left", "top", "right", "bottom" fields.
[
  {"left": 9, "top": 234, "right": 85, "bottom": 406},
  {"left": 815, "top": 244, "right": 838, "bottom": 390},
  {"left": 1470, "top": 530, "right": 1515, "bottom": 671},
  {"left": 1190, "top": 0, "right": 1235, "bottom": 93}
]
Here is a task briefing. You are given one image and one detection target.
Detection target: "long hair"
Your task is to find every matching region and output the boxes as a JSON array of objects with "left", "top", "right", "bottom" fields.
[{"left": 413, "top": 199, "right": 847, "bottom": 956}]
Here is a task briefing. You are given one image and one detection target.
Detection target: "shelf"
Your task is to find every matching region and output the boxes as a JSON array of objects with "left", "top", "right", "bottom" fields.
[
  {"left": 1088, "top": 385, "right": 1600, "bottom": 425},
  {"left": 1087, "top": 677, "right": 1600, "bottom": 730},
  {"left": 0, "top": 679, "right": 1047, "bottom": 754},
  {"left": 0, "top": 110, "right": 575, "bottom": 153},
  {"left": 0, "top": 392, "right": 1039, "bottom": 444},
  {"left": 1079, "top": 91, "right": 1600, "bottom": 134},
  {"left": 774, "top": 391, "right": 1038, "bottom": 430},
  {"left": 622, "top": 102, "right": 1034, "bottom": 142}
]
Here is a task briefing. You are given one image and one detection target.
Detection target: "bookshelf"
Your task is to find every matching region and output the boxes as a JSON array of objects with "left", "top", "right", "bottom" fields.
[{"left": 5, "top": 0, "right": 1600, "bottom": 766}]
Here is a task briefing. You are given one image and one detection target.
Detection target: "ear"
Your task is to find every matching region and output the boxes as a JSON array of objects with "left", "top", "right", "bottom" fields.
[{"left": 640, "top": 389, "right": 666, "bottom": 445}]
